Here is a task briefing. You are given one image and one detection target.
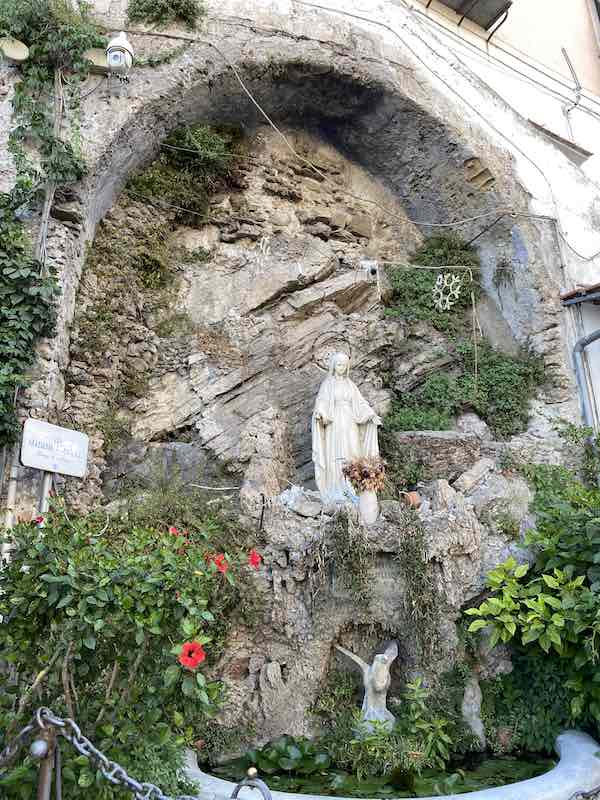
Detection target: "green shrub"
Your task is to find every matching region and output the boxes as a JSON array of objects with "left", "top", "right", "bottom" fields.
[
  {"left": 127, "top": 0, "right": 205, "bottom": 29},
  {"left": 465, "top": 438, "right": 600, "bottom": 742},
  {"left": 384, "top": 339, "right": 544, "bottom": 439},
  {"left": 0, "top": 487, "right": 260, "bottom": 798},
  {"left": 385, "top": 235, "right": 480, "bottom": 333},
  {"left": 127, "top": 124, "right": 239, "bottom": 225},
  {"left": 480, "top": 651, "right": 574, "bottom": 754}
]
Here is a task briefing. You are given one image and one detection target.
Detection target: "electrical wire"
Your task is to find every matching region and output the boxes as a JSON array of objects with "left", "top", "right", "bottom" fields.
[{"left": 119, "top": 13, "right": 600, "bottom": 261}]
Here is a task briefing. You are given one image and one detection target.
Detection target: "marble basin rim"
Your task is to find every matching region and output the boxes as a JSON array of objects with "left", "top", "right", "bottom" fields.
[{"left": 184, "top": 730, "right": 600, "bottom": 800}]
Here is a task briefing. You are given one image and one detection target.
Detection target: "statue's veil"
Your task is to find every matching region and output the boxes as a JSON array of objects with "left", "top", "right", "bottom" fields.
[{"left": 328, "top": 351, "right": 350, "bottom": 377}]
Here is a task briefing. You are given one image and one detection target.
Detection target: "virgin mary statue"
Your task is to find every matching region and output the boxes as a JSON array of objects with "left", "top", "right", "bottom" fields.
[{"left": 312, "top": 352, "right": 381, "bottom": 503}]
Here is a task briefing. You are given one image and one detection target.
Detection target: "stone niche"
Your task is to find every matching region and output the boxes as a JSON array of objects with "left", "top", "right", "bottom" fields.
[{"left": 57, "top": 123, "right": 555, "bottom": 745}]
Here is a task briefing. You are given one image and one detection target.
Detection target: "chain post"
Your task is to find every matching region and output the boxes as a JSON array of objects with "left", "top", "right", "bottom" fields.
[{"left": 31, "top": 726, "right": 56, "bottom": 800}]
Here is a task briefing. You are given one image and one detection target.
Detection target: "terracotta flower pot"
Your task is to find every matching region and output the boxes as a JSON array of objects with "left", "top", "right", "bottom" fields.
[
  {"left": 401, "top": 491, "right": 422, "bottom": 509},
  {"left": 359, "top": 490, "right": 379, "bottom": 525}
]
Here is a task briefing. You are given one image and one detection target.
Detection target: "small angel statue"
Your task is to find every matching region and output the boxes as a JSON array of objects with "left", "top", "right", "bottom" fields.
[{"left": 335, "top": 641, "right": 398, "bottom": 733}]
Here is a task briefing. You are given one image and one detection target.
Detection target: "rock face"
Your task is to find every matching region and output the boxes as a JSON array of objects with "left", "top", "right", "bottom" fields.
[
  {"left": 61, "top": 129, "right": 411, "bottom": 508},
  {"left": 52, "top": 126, "right": 544, "bottom": 744},
  {"left": 206, "top": 471, "right": 527, "bottom": 745}
]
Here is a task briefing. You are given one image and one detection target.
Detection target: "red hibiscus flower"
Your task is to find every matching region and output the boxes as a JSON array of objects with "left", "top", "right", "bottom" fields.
[
  {"left": 205, "top": 552, "right": 229, "bottom": 573},
  {"left": 248, "top": 549, "right": 262, "bottom": 569},
  {"left": 178, "top": 641, "right": 206, "bottom": 670},
  {"left": 213, "top": 553, "right": 229, "bottom": 574},
  {"left": 34, "top": 515, "right": 44, "bottom": 525},
  {"left": 168, "top": 526, "right": 180, "bottom": 536}
]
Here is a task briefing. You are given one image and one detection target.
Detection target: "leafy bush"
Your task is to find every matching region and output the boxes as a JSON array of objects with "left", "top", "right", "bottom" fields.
[
  {"left": 317, "top": 678, "right": 453, "bottom": 780},
  {"left": 384, "top": 339, "right": 543, "bottom": 438},
  {"left": 480, "top": 651, "right": 574, "bottom": 754},
  {"left": 0, "top": 490, "right": 260, "bottom": 798},
  {"left": 127, "top": 125, "right": 239, "bottom": 225},
  {"left": 242, "top": 736, "right": 331, "bottom": 776},
  {"left": 127, "top": 0, "right": 205, "bottom": 30},
  {"left": 465, "top": 441, "right": 600, "bottom": 741},
  {"left": 385, "top": 235, "right": 480, "bottom": 333}
]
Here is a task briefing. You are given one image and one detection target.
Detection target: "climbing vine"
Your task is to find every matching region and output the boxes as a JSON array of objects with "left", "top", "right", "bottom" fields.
[{"left": 0, "top": 0, "right": 102, "bottom": 445}]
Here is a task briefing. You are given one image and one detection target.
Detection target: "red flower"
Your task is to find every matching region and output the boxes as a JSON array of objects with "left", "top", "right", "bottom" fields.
[
  {"left": 248, "top": 549, "right": 262, "bottom": 569},
  {"left": 178, "top": 641, "right": 206, "bottom": 670},
  {"left": 34, "top": 515, "right": 44, "bottom": 525},
  {"left": 168, "top": 526, "right": 180, "bottom": 536},
  {"left": 206, "top": 552, "right": 229, "bottom": 574},
  {"left": 213, "top": 553, "right": 229, "bottom": 574}
]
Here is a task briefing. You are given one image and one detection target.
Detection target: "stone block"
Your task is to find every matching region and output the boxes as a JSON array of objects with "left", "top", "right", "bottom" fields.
[
  {"left": 393, "top": 430, "right": 480, "bottom": 481},
  {"left": 453, "top": 457, "right": 495, "bottom": 494}
]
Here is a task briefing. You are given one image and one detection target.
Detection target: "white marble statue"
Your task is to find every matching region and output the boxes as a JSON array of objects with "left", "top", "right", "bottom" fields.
[
  {"left": 312, "top": 352, "right": 381, "bottom": 504},
  {"left": 336, "top": 642, "right": 399, "bottom": 733}
]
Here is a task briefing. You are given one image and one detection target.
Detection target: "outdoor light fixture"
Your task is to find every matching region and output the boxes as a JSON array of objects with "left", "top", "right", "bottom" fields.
[{"left": 106, "top": 32, "right": 134, "bottom": 76}]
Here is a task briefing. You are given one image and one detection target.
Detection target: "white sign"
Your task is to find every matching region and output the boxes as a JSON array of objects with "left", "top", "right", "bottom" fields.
[{"left": 21, "top": 419, "right": 89, "bottom": 478}]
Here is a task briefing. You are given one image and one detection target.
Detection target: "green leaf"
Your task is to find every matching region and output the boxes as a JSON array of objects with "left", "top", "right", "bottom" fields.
[
  {"left": 56, "top": 593, "right": 73, "bottom": 608},
  {"left": 542, "top": 574, "right": 560, "bottom": 589},
  {"left": 77, "top": 770, "right": 94, "bottom": 788},
  {"left": 467, "top": 619, "right": 488, "bottom": 633},
  {"left": 164, "top": 665, "right": 180, "bottom": 688},
  {"left": 83, "top": 636, "right": 96, "bottom": 650},
  {"left": 514, "top": 563, "right": 529, "bottom": 578}
]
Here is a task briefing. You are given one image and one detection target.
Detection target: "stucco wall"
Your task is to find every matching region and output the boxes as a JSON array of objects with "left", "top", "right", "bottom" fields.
[{"left": 414, "top": 0, "right": 600, "bottom": 95}]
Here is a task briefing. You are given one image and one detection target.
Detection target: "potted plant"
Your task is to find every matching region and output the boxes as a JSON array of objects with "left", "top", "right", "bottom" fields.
[{"left": 342, "top": 457, "right": 386, "bottom": 525}]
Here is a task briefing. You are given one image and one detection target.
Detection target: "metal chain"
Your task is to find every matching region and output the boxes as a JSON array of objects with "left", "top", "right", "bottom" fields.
[{"left": 1, "top": 709, "right": 199, "bottom": 800}]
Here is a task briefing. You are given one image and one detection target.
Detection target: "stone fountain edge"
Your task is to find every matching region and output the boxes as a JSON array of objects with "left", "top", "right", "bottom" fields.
[{"left": 184, "top": 730, "right": 600, "bottom": 800}]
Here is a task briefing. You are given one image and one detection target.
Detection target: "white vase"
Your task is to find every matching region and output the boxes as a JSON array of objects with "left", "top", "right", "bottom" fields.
[{"left": 359, "top": 490, "right": 379, "bottom": 525}]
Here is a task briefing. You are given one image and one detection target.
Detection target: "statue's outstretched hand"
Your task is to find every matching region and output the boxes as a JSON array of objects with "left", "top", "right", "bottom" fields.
[{"left": 371, "top": 415, "right": 383, "bottom": 426}]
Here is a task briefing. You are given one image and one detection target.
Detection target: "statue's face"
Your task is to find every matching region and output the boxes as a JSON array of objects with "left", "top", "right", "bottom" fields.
[{"left": 334, "top": 354, "right": 348, "bottom": 376}]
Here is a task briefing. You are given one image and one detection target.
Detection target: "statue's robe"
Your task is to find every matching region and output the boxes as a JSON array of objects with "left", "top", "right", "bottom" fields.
[{"left": 311, "top": 376, "right": 379, "bottom": 502}]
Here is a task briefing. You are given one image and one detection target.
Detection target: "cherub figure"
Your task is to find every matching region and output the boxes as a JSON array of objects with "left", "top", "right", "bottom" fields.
[{"left": 335, "top": 641, "right": 398, "bottom": 733}]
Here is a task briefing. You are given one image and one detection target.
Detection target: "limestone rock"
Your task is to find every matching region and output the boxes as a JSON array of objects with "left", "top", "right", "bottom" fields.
[
  {"left": 453, "top": 457, "right": 495, "bottom": 493},
  {"left": 420, "top": 479, "right": 483, "bottom": 607},
  {"left": 456, "top": 412, "right": 493, "bottom": 440},
  {"left": 184, "top": 234, "right": 338, "bottom": 325},
  {"left": 394, "top": 431, "right": 480, "bottom": 482}
]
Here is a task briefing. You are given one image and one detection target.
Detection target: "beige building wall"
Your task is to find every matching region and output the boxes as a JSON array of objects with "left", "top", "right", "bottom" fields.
[
  {"left": 499, "top": 0, "right": 600, "bottom": 95},
  {"left": 414, "top": 0, "right": 600, "bottom": 96}
]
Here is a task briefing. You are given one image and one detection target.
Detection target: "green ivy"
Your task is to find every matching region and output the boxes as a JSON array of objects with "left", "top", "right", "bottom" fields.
[
  {"left": 0, "top": 190, "right": 60, "bottom": 444},
  {"left": 127, "top": 0, "right": 205, "bottom": 30},
  {"left": 1, "top": 0, "right": 103, "bottom": 186},
  {"left": 385, "top": 235, "right": 480, "bottom": 334},
  {"left": 0, "top": 487, "right": 260, "bottom": 798},
  {"left": 0, "top": 0, "right": 104, "bottom": 445}
]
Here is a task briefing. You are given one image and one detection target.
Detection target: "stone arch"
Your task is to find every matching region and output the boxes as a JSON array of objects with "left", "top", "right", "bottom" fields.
[
  {"left": 80, "top": 20, "right": 563, "bottom": 350},
  {"left": 24, "top": 4, "right": 574, "bottom": 510}
]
